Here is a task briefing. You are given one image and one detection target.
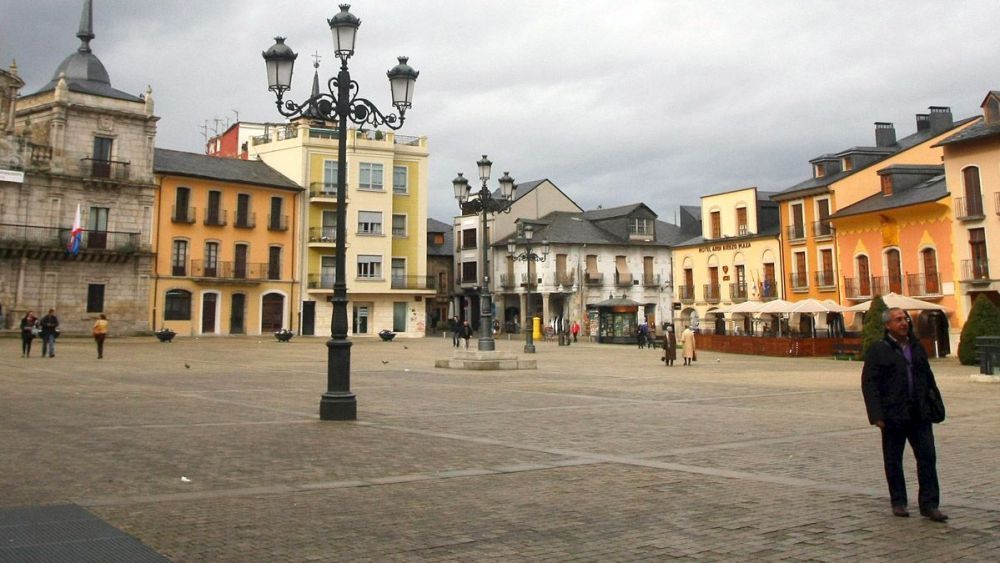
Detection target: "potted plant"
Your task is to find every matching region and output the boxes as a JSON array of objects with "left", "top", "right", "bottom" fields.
[
  {"left": 155, "top": 328, "right": 176, "bottom": 343},
  {"left": 274, "top": 328, "right": 294, "bottom": 342}
]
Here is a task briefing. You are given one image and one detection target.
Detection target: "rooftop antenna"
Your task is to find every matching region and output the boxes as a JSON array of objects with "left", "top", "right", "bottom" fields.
[
  {"left": 232, "top": 109, "right": 239, "bottom": 124},
  {"left": 199, "top": 119, "right": 210, "bottom": 147}
]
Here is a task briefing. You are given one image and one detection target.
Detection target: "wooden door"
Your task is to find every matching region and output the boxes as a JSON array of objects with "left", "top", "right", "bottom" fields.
[{"left": 201, "top": 293, "right": 217, "bottom": 333}]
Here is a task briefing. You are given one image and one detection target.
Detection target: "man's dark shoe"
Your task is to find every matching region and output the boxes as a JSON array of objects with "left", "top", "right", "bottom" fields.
[
  {"left": 892, "top": 505, "right": 910, "bottom": 517},
  {"left": 920, "top": 508, "right": 948, "bottom": 522}
]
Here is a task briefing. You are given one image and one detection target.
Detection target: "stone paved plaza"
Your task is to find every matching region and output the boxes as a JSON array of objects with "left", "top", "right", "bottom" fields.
[{"left": 2, "top": 333, "right": 999, "bottom": 561}]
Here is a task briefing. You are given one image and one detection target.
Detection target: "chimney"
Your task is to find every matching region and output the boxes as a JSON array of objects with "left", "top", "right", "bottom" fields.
[
  {"left": 875, "top": 122, "right": 896, "bottom": 147},
  {"left": 915, "top": 114, "right": 930, "bottom": 132},
  {"left": 928, "top": 106, "right": 953, "bottom": 134}
]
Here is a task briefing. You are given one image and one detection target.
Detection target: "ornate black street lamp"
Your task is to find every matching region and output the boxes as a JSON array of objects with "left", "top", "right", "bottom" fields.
[
  {"left": 262, "top": 4, "right": 419, "bottom": 421},
  {"left": 507, "top": 223, "right": 549, "bottom": 353},
  {"left": 453, "top": 156, "right": 515, "bottom": 352}
]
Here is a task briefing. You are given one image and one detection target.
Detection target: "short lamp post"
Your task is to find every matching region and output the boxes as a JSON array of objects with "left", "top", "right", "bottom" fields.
[
  {"left": 507, "top": 223, "right": 549, "bottom": 353},
  {"left": 262, "top": 4, "right": 419, "bottom": 421},
  {"left": 453, "top": 156, "right": 515, "bottom": 352}
]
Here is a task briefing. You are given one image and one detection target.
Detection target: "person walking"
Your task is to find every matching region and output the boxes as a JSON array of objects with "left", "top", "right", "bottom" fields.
[
  {"left": 862, "top": 307, "right": 948, "bottom": 522},
  {"left": 19, "top": 310, "right": 38, "bottom": 358},
  {"left": 681, "top": 326, "right": 696, "bottom": 366},
  {"left": 637, "top": 321, "right": 648, "bottom": 349},
  {"left": 449, "top": 316, "right": 461, "bottom": 348},
  {"left": 460, "top": 320, "right": 473, "bottom": 350},
  {"left": 39, "top": 308, "right": 59, "bottom": 358},
  {"left": 93, "top": 314, "right": 109, "bottom": 359},
  {"left": 662, "top": 325, "right": 677, "bottom": 367},
  {"left": 571, "top": 320, "right": 580, "bottom": 343}
]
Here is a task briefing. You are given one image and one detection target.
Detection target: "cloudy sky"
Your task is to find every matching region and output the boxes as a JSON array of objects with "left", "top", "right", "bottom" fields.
[{"left": 3, "top": 0, "right": 999, "bottom": 223}]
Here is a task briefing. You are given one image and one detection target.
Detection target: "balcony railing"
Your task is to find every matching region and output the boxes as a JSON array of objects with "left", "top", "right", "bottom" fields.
[
  {"left": 309, "top": 227, "right": 337, "bottom": 242},
  {"left": 203, "top": 208, "right": 227, "bottom": 227},
  {"left": 308, "top": 273, "right": 336, "bottom": 289},
  {"left": 843, "top": 277, "right": 872, "bottom": 300},
  {"left": 906, "top": 273, "right": 941, "bottom": 296},
  {"left": 814, "top": 270, "right": 837, "bottom": 288},
  {"left": 677, "top": 285, "right": 695, "bottom": 304},
  {"left": 521, "top": 272, "right": 543, "bottom": 288},
  {"left": 789, "top": 272, "right": 809, "bottom": 290},
  {"left": 171, "top": 205, "right": 195, "bottom": 224},
  {"left": 0, "top": 223, "right": 140, "bottom": 253},
  {"left": 267, "top": 214, "right": 289, "bottom": 231},
  {"left": 961, "top": 259, "right": 991, "bottom": 282},
  {"left": 954, "top": 196, "right": 985, "bottom": 221},
  {"left": 309, "top": 182, "right": 340, "bottom": 199},
  {"left": 871, "top": 275, "right": 902, "bottom": 296},
  {"left": 80, "top": 158, "right": 130, "bottom": 180},
  {"left": 190, "top": 259, "right": 267, "bottom": 280},
  {"left": 556, "top": 271, "right": 575, "bottom": 286},
  {"left": 390, "top": 275, "right": 435, "bottom": 290},
  {"left": 499, "top": 273, "right": 516, "bottom": 289},
  {"left": 759, "top": 280, "right": 778, "bottom": 301},
  {"left": 234, "top": 212, "right": 256, "bottom": 229},
  {"left": 812, "top": 220, "right": 833, "bottom": 239},
  {"left": 703, "top": 283, "right": 721, "bottom": 304},
  {"left": 614, "top": 272, "right": 634, "bottom": 286},
  {"left": 786, "top": 224, "right": 806, "bottom": 241},
  {"left": 730, "top": 282, "right": 748, "bottom": 302},
  {"left": 642, "top": 273, "right": 660, "bottom": 287},
  {"left": 584, "top": 272, "right": 603, "bottom": 285}
]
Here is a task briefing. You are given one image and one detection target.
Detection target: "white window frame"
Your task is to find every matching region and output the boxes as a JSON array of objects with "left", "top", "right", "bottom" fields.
[
  {"left": 322, "top": 160, "right": 340, "bottom": 194},
  {"left": 357, "top": 255, "right": 383, "bottom": 279},
  {"left": 359, "top": 162, "right": 384, "bottom": 191},
  {"left": 392, "top": 213, "right": 407, "bottom": 237},
  {"left": 357, "top": 210, "right": 383, "bottom": 235},
  {"left": 393, "top": 165, "right": 408, "bottom": 194}
]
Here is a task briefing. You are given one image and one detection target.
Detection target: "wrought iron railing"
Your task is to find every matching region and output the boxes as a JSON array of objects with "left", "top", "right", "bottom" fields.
[
  {"left": 677, "top": 285, "right": 695, "bottom": 303},
  {"left": 759, "top": 280, "right": 778, "bottom": 301},
  {"left": 642, "top": 273, "right": 660, "bottom": 287},
  {"left": 171, "top": 205, "right": 195, "bottom": 224},
  {"left": 309, "top": 182, "right": 340, "bottom": 198},
  {"left": 190, "top": 259, "right": 267, "bottom": 280},
  {"left": 499, "top": 273, "right": 516, "bottom": 289},
  {"left": 308, "top": 273, "right": 336, "bottom": 289},
  {"left": 789, "top": 272, "right": 809, "bottom": 290},
  {"left": 234, "top": 212, "right": 256, "bottom": 229},
  {"left": 80, "top": 158, "right": 130, "bottom": 180},
  {"left": 871, "top": 275, "right": 902, "bottom": 296},
  {"left": 815, "top": 270, "right": 837, "bottom": 288},
  {"left": 786, "top": 224, "right": 806, "bottom": 241},
  {"left": 843, "top": 277, "right": 872, "bottom": 299},
  {"left": 614, "top": 272, "right": 634, "bottom": 286},
  {"left": 203, "top": 208, "right": 227, "bottom": 227},
  {"left": 309, "top": 227, "right": 337, "bottom": 242},
  {"left": 703, "top": 283, "right": 720, "bottom": 303},
  {"left": 390, "top": 275, "right": 435, "bottom": 290},
  {"left": 954, "top": 196, "right": 985, "bottom": 220},
  {"left": 730, "top": 282, "right": 748, "bottom": 302},
  {"left": 906, "top": 273, "right": 941, "bottom": 296},
  {"left": 267, "top": 214, "right": 288, "bottom": 231},
  {"left": 0, "top": 223, "right": 140, "bottom": 252},
  {"left": 812, "top": 220, "right": 833, "bottom": 238},
  {"left": 584, "top": 272, "right": 603, "bottom": 285},
  {"left": 556, "top": 271, "right": 576, "bottom": 286},
  {"left": 961, "top": 259, "right": 990, "bottom": 281}
]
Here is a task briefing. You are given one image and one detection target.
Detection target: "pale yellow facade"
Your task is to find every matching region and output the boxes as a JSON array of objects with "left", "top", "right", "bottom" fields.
[
  {"left": 249, "top": 122, "right": 432, "bottom": 337},
  {"left": 671, "top": 187, "right": 783, "bottom": 331}
]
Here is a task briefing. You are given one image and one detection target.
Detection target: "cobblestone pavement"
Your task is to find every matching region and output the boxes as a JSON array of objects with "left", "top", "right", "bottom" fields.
[{"left": 2, "top": 333, "right": 999, "bottom": 561}]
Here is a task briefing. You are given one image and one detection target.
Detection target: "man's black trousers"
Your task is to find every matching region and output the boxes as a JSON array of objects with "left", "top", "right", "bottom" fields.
[{"left": 880, "top": 419, "right": 939, "bottom": 510}]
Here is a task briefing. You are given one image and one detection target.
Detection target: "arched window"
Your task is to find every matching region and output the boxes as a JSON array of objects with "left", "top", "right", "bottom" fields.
[
  {"left": 856, "top": 255, "right": 871, "bottom": 297},
  {"left": 920, "top": 248, "right": 939, "bottom": 294},
  {"left": 164, "top": 289, "right": 192, "bottom": 320}
]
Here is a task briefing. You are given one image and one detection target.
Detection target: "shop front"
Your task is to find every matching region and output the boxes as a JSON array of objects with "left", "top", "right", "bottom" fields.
[{"left": 590, "top": 296, "right": 640, "bottom": 344}]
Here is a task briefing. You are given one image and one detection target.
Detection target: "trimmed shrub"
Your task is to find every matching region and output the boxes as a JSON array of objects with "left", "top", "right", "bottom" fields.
[
  {"left": 861, "top": 295, "right": 888, "bottom": 358},
  {"left": 958, "top": 295, "right": 1000, "bottom": 365}
]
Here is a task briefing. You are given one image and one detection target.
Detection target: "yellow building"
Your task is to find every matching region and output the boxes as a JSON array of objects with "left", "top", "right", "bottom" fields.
[
  {"left": 671, "top": 187, "right": 782, "bottom": 332},
  {"left": 938, "top": 91, "right": 1000, "bottom": 326},
  {"left": 152, "top": 149, "right": 302, "bottom": 335},
  {"left": 248, "top": 119, "right": 431, "bottom": 337},
  {"left": 771, "top": 107, "right": 976, "bottom": 303}
]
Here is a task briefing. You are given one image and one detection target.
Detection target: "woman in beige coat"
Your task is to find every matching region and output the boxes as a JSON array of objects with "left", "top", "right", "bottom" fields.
[{"left": 681, "top": 327, "right": 696, "bottom": 366}]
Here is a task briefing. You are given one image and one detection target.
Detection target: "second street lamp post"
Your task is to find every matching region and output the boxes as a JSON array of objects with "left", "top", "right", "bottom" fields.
[
  {"left": 262, "top": 4, "right": 418, "bottom": 421},
  {"left": 453, "top": 156, "right": 515, "bottom": 352},
  {"left": 507, "top": 223, "right": 549, "bottom": 353}
]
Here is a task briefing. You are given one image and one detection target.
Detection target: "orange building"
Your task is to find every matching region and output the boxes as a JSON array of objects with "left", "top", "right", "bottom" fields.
[
  {"left": 771, "top": 107, "right": 976, "bottom": 305},
  {"left": 828, "top": 164, "right": 956, "bottom": 355},
  {"left": 152, "top": 149, "right": 302, "bottom": 335}
]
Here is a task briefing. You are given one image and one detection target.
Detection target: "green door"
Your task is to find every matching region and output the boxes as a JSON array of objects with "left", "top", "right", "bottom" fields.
[{"left": 393, "top": 302, "right": 406, "bottom": 332}]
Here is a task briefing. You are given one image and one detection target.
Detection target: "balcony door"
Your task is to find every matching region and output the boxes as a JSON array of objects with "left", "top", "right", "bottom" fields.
[
  {"left": 922, "top": 249, "right": 939, "bottom": 294},
  {"left": 886, "top": 249, "right": 902, "bottom": 294},
  {"left": 234, "top": 244, "right": 248, "bottom": 279},
  {"left": 858, "top": 256, "right": 871, "bottom": 296},
  {"left": 92, "top": 137, "right": 112, "bottom": 177},
  {"left": 87, "top": 207, "right": 109, "bottom": 249}
]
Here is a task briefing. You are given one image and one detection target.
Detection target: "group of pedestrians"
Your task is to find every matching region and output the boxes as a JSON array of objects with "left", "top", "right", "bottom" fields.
[
  {"left": 18, "top": 308, "right": 109, "bottom": 359},
  {"left": 448, "top": 316, "right": 473, "bottom": 349},
  {"left": 659, "top": 325, "right": 696, "bottom": 366}
]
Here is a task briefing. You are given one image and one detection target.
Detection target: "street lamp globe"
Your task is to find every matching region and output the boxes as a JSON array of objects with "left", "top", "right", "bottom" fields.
[
  {"left": 328, "top": 4, "right": 361, "bottom": 60},
  {"left": 498, "top": 171, "right": 515, "bottom": 200},
  {"left": 387, "top": 57, "right": 419, "bottom": 110},
  {"left": 477, "top": 155, "right": 492, "bottom": 182},
  {"left": 452, "top": 173, "right": 470, "bottom": 203},
  {"left": 262, "top": 37, "right": 297, "bottom": 93}
]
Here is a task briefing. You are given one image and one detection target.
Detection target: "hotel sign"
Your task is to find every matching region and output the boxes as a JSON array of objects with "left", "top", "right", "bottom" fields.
[{"left": 698, "top": 241, "right": 751, "bottom": 253}]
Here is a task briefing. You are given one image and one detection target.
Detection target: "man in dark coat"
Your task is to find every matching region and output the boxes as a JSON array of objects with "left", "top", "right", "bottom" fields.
[
  {"left": 449, "top": 316, "right": 460, "bottom": 348},
  {"left": 39, "top": 308, "right": 59, "bottom": 358},
  {"left": 861, "top": 307, "right": 947, "bottom": 522}
]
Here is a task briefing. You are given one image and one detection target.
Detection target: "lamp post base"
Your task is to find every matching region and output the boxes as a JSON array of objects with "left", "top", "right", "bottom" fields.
[
  {"left": 523, "top": 343, "right": 535, "bottom": 353},
  {"left": 478, "top": 337, "right": 496, "bottom": 352},
  {"left": 320, "top": 392, "right": 357, "bottom": 420}
]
